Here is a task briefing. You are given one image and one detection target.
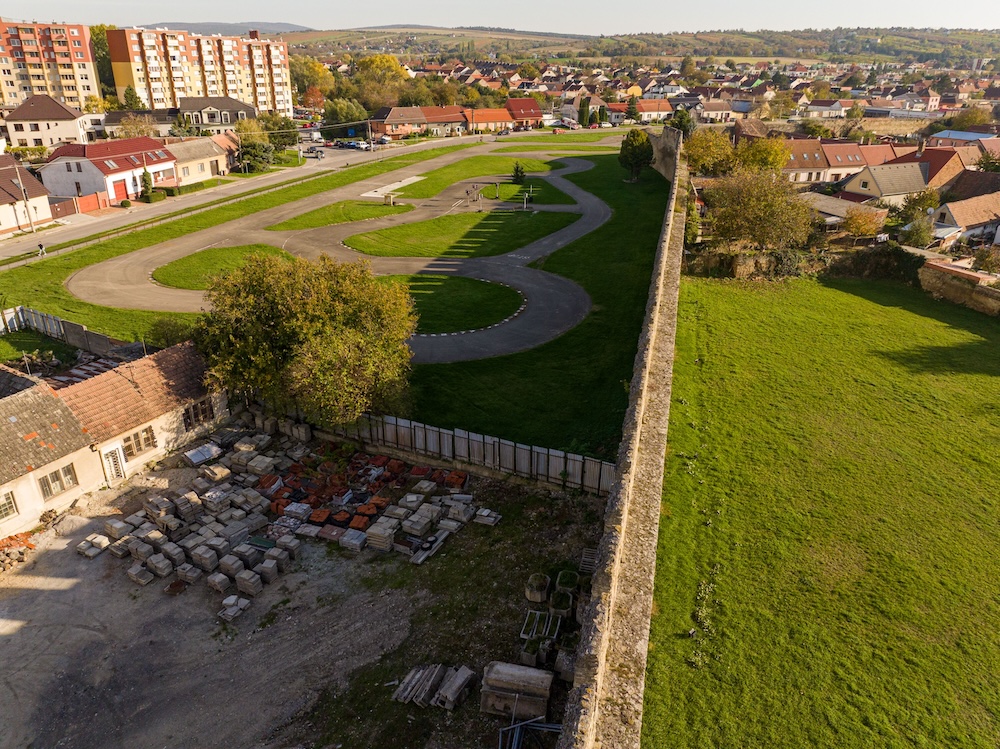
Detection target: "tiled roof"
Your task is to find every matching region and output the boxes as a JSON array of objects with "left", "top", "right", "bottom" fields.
[
  {"left": 947, "top": 170, "right": 1000, "bottom": 201},
  {"left": 885, "top": 148, "right": 963, "bottom": 188},
  {"left": 820, "top": 142, "right": 865, "bottom": 166},
  {"left": 0, "top": 366, "right": 90, "bottom": 486},
  {"left": 636, "top": 100, "right": 673, "bottom": 113},
  {"left": 179, "top": 96, "right": 256, "bottom": 114},
  {"left": 419, "top": 105, "right": 465, "bottom": 124},
  {"left": 0, "top": 154, "right": 50, "bottom": 205},
  {"left": 160, "top": 138, "right": 226, "bottom": 163},
  {"left": 6, "top": 94, "right": 83, "bottom": 122},
  {"left": 785, "top": 139, "right": 830, "bottom": 170},
  {"left": 505, "top": 98, "right": 542, "bottom": 117},
  {"left": 45, "top": 137, "right": 175, "bottom": 176},
  {"left": 464, "top": 108, "right": 513, "bottom": 123},
  {"left": 943, "top": 192, "right": 1000, "bottom": 230},
  {"left": 57, "top": 342, "right": 208, "bottom": 444},
  {"left": 866, "top": 163, "right": 928, "bottom": 195}
]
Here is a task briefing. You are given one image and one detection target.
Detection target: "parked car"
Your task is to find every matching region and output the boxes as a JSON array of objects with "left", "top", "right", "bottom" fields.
[
  {"left": 378, "top": 135, "right": 392, "bottom": 144},
  {"left": 552, "top": 128, "right": 564, "bottom": 134},
  {"left": 599, "top": 122, "right": 613, "bottom": 128},
  {"left": 497, "top": 128, "right": 512, "bottom": 136},
  {"left": 357, "top": 141, "right": 372, "bottom": 151},
  {"left": 588, "top": 123, "right": 600, "bottom": 129}
]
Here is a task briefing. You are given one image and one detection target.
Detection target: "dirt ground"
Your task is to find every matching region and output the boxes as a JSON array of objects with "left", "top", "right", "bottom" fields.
[{"left": 0, "top": 467, "right": 415, "bottom": 749}]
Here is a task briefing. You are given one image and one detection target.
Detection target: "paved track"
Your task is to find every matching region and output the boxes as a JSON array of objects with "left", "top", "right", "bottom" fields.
[{"left": 65, "top": 148, "right": 613, "bottom": 363}]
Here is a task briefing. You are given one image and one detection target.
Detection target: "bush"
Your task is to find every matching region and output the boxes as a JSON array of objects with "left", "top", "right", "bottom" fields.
[
  {"left": 120, "top": 199, "right": 132, "bottom": 208},
  {"left": 161, "top": 181, "right": 213, "bottom": 197},
  {"left": 141, "top": 191, "right": 167, "bottom": 203},
  {"left": 825, "top": 242, "right": 925, "bottom": 285}
]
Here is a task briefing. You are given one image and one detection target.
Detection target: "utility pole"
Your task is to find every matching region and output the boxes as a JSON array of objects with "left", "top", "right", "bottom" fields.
[{"left": 12, "top": 159, "right": 36, "bottom": 234}]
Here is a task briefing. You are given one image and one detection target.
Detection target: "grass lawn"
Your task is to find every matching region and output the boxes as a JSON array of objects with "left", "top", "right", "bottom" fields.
[
  {"left": 152, "top": 244, "right": 292, "bottom": 290},
  {"left": 492, "top": 145, "right": 620, "bottom": 154},
  {"left": 0, "top": 145, "right": 471, "bottom": 341},
  {"left": 644, "top": 277, "right": 1000, "bottom": 749},
  {"left": 478, "top": 178, "right": 575, "bottom": 205},
  {"left": 266, "top": 200, "right": 413, "bottom": 231},
  {"left": 381, "top": 274, "right": 523, "bottom": 334},
  {"left": 410, "top": 154, "right": 668, "bottom": 458},
  {"left": 344, "top": 210, "right": 577, "bottom": 259},
  {"left": 273, "top": 149, "right": 305, "bottom": 167},
  {"left": 0, "top": 329, "right": 79, "bottom": 365},
  {"left": 514, "top": 131, "right": 624, "bottom": 143},
  {"left": 395, "top": 155, "right": 559, "bottom": 198},
  {"left": 228, "top": 168, "right": 279, "bottom": 178}
]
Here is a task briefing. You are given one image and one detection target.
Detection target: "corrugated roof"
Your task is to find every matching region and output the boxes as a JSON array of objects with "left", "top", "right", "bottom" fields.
[
  {"left": 0, "top": 367, "right": 90, "bottom": 486},
  {"left": 6, "top": 94, "right": 83, "bottom": 122},
  {"left": 57, "top": 342, "right": 208, "bottom": 444}
]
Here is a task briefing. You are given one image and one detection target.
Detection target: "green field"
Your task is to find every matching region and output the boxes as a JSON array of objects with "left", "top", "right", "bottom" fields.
[
  {"left": 381, "top": 274, "right": 522, "bottom": 334},
  {"left": 479, "top": 178, "right": 575, "bottom": 205},
  {"left": 344, "top": 210, "right": 577, "bottom": 258},
  {"left": 396, "top": 155, "right": 558, "bottom": 198},
  {"left": 0, "top": 329, "right": 79, "bottom": 366},
  {"left": 644, "top": 277, "right": 1000, "bottom": 748},
  {"left": 492, "top": 145, "right": 620, "bottom": 154},
  {"left": 514, "top": 132, "right": 625, "bottom": 143},
  {"left": 411, "top": 154, "right": 668, "bottom": 458},
  {"left": 152, "top": 245, "right": 292, "bottom": 290},
  {"left": 266, "top": 200, "right": 413, "bottom": 231},
  {"left": 0, "top": 145, "right": 471, "bottom": 341}
]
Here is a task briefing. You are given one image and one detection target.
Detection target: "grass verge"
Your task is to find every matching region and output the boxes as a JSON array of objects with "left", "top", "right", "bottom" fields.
[
  {"left": 410, "top": 154, "right": 668, "bottom": 458},
  {"left": 492, "top": 145, "right": 620, "bottom": 154},
  {"left": 345, "top": 210, "right": 577, "bottom": 259},
  {"left": 513, "top": 132, "right": 623, "bottom": 143},
  {"left": 479, "top": 178, "right": 575, "bottom": 205},
  {"left": 395, "top": 155, "right": 558, "bottom": 198},
  {"left": 0, "top": 145, "right": 472, "bottom": 341},
  {"left": 266, "top": 200, "right": 413, "bottom": 231},
  {"left": 152, "top": 244, "right": 293, "bottom": 290},
  {"left": 644, "top": 276, "right": 1000, "bottom": 749},
  {"left": 381, "top": 274, "right": 523, "bottom": 334},
  {"left": 0, "top": 329, "right": 80, "bottom": 365}
]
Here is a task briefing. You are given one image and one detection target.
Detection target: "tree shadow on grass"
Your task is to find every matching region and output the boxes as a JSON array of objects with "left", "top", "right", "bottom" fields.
[{"left": 819, "top": 277, "right": 1000, "bottom": 377}]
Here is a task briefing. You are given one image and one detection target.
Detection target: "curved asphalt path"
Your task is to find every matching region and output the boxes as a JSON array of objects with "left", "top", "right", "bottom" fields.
[{"left": 66, "top": 147, "right": 613, "bottom": 363}]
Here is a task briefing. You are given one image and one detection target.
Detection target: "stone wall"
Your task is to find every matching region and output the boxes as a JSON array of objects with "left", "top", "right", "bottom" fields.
[
  {"left": 918, "top": 263, "right": 1000, "bottom": 317},
  {"left": 557, "top": 131, "right": 687, "bottom": 749}
]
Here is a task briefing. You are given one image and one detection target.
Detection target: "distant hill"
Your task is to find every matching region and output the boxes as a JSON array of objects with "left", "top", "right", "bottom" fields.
[{"left": 143, "top": 22, "right": 311, "bottom": 35}]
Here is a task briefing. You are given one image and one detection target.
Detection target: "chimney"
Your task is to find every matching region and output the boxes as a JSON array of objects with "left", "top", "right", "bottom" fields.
[{"left": 248, "top": 29, "right": 259, "bottom": 40}]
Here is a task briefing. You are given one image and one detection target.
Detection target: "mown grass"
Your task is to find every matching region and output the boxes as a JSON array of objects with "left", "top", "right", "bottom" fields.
[
  {"left": 266, "top": 200, "right": 413, "bottom": 231},
  {"left": 478, "top": 178, "right": 575, "bottom": 205},
  {"left": 381, "top": 274, "right": 522, "bottom": 334},
  {"left": 514, "top": 131, "right": 624, "bottom": 143},
  {"left": 152, "top": 244, "right": 292, "bottom": 290},
  {"left": 492, "top": 145, "right": 620, "bottom": 154},
  {"left": 344, "top": 210, "right": 577, "bottom": 258},
  {"left": 411, "top": 154, "right": 668, "bottom": 458},
  {"left": 0, "top": 329, "right": 79, "bottom": 365},
  {"left": 644, "top": 277, "right": 1000, "bottom": 749},
  {"left": 0, "top": 145, "right": 471, "bottom": 341},
  {"left": 395, "top": 155, "right": 558, "bottom": 198}
]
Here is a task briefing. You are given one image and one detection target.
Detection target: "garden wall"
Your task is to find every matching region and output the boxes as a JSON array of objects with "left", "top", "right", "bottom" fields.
[
  {"left": 557, "top": 127, "right": 686, "bottom": 749},
  {"left": 919, "top": 262, "right": 1000, "bottom": 316}
]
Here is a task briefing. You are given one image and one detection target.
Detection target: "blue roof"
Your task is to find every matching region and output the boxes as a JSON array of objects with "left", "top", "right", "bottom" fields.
[{"left": 931, "top": 130, "right": 996, "bottom": 141}]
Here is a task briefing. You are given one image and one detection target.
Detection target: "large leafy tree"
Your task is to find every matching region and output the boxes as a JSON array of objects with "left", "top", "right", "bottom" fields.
[
  {"left": 733, "top": 137, "right": 792, "bottom": 171},
  {"left": 258, "top": 112, "right": 298, "bottom": 149},
  {"left": 842, "top": 206, "right": 886, "bottom": 244},
  {"left": 195, "top": 256, "right": 415, "bottom": 427},
  {"left": 289, "top": 54, "right": 336, "bottom": 94},
  {"left": 899, "top": 189, "right": 940, "bottom": 225},
  {"left": 706, "top": 168, "right": 812, "bottom": 251},
  {"left": 323, "top": 98, "right": 369, "bottom": 137},
  {"left": 117, "top": 113, "right": 158, "bottom": 138},
  {"left": 123, "top": 85, "right": 144, "bottom": 110},
  {"left": 89, "top": 23, "right": 117, "bottom": 97},
  {"left": 683, "top": 128, "right": 734, "bottom": 176},
  {"left": 951, "top": 107, "right": 993, "bottom": 131},
  {"left": 668, "top": 109, "right": 695, "bottom": 138},
  {"left": 618, "top": 128, "right": 654, "bottom": 182}
]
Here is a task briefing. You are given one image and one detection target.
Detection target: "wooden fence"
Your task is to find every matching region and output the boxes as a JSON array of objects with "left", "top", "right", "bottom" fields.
[
  {"left": 1, "top": 306, "right": 65, "bottom": 339},
  {"left": 337, "top": 414, "right": 616, "bottom": 496}
]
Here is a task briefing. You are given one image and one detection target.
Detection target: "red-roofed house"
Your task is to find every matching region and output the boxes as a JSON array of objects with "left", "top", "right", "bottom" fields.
[
  {"left": 37, "top": 137, "right": 177, "bottom": 204},
  {"left": 420, "top": 105, "right": 466, "bottom": 137},
  {"left": 885, "top": 148, "right": 965, "bottom": 190},
  {"left": 464, "top": 108, "right": 513, "bottom": 132},
  {"left": 0, "top": 154, "right": 53, "bottom": 235},
  {"left": 784, "top": 138, "right": 831, "bottom": 184},
  {"left": 820, "top": 141, "right": 867, "bottom": 182},
  {"left": 505, "top": 98, "right": 544, "bottom": 128},
  {"left": 635, "top": 99, "right": 673, "bottom": 123}
]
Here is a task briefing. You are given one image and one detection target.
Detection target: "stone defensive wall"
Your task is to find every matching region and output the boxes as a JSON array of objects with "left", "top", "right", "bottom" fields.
[{"left": 557, "top": 127, "right": 688, "bottom": 749}]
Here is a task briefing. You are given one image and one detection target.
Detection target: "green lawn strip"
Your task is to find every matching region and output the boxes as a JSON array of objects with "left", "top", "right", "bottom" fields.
[
  {"left": 227, "top": 168, "right": 279, "bottom": 178},
  {"left": 492, "top": 145, "right": 620, "bottom": 154},
  {"left": 266, "top": 200, "right": 413, "bottom": 231},
  {"left": 410, "top": 154, "right": 667, "bottom": 459},
  {"left": 643, "top": 277, "right": 1000, "bottom": 749},
  {"left": 513, "top": 132, "right": 623, "bottom": 143},
  {"left": 478, "top": 178, "right": 575, "bottom": 205},
  {"left": 344, "top": 210, "right": 577, "bottom": 259},
  {"left": 379, "top": 274, "right": 523, "bottom": 334},
  {"left": 273, "top": 150, "right": 305, "bottom": 167},
  {"left": 0, "top": 145, "right": 472, "bottom": 341},
  {"left": 0, "top": 329, "right": 80, "bottom": 365},
  {"left": 395, "top": 155, "right": 558, "bottom": 198},
  {"left": 152, "top": 244, "right": 292, "bottom": 290}
]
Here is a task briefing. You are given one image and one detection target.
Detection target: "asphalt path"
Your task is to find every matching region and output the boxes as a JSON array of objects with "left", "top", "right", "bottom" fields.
[{"left": 64, "top": 146, "right": 615, "bottom": 363}]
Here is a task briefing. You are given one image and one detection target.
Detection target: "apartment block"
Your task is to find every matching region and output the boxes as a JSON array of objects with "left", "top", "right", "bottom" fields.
[
  {"left": 107, "top": 28, "right": 292, "bottom": 117},
  {"left": 0, "top": 18, "right": 98, "bottom": 108}
]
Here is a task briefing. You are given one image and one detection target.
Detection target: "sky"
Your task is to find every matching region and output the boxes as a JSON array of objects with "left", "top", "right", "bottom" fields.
[{"left": 3, "top": 1, "right": 999, "bottom": 38}]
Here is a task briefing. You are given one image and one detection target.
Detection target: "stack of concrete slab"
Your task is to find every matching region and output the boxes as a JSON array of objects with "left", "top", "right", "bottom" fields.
[
  {"left": 104, "top": 519, "right": 135, "bottom": 540},
  {"left": 393, "top": 664, "right": 476, "bottom": 711},
  {"left": 295, "top": 523, "right": 321, "bottom": 538},
  {"left": 383, "top": 505, "right": 411, "bottom": 520},
  {"left": 127, "top": 563, "right": 154, "bottom": 586},
  {"left": 247, "top": 454, "right": 278, "bottom": 476},
  {"left": 447, "top": 503, "right": 476, "bottom": 523},
  {"left": 108, "top": 536, "right": 134, "bottom": 558},
  {"left": 256, "top": 558, "right": 279, "bottom": 583},
  {"left": 473, "top": 508, "right": 502, "bottom": 526},
  {"left": 76, "top": 533, "right": 110, "bottom": 559},
  {"left": 204, "top": 536, "right": 230, "bottom": 558},
  {"left": 218, "top": 595, "right": 251, "bottom": 622},
  {"left": 129, "top": 539, "right": 155, "bottom": 562},
  {"left": 282, "top": 502, "right": 312, "bottom": 522},
  {"left": 339, "top": 528, "right": 367, "bottom": 552},
  {"left": 399, "top": 493, "right": 425, "bottom": 511},
  {"left": 235, "top": 569, "right": 263, "bottom": 597},
  {"left": 191, "top": 546, "right": 219, "bottom": 572},
  {"left": 173, "top": 491, "right": 200, "bottom": 522},
  {"left": 218, "top": 554, "right": 245, "bottom": 578},
  {"left": 219, "top": 520, "right": 249, "bottom": 547},
  {"left": 143, "top": 495, "right": 175, "bottom": 519},
  {"left": 176, "top": 563, "right": 202, "bottom": 584},
  {"left": 275, "top": 535, "right": 300, "bottom": 559},
  {"left": 207, "top": 572, "right": 232, "bottom": 593},
  {"left": 402, "top": 504, "right": 441, "bottom": 537},
  {"left": 146, "top": 553, "right": 173, "bottom": 578},
  {"left": 479, "top": 661, "right": 553, "bottom": 719},
  {"left": 201, "top": 464, "right": 231, "bottom": 483},
  {"left": 366, "top": 517, "right": 400, "bottom": 551},
  {"left": 264, "top": 546, "right": 291, "bottom": 572},
  {"left": 431, "top": 666, "right": 477, "bottom": 710},
  {"left": 160, "top": 541, "right": 186, "bottom": 566},
  {"left": 412, "top": 479, "right": 437, "bottom": 494},
  {"left": 201, "top": 487, "right": 232, "bottom": 515}
]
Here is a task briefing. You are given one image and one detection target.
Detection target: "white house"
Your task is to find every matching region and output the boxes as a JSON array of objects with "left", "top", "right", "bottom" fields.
[
  {"left": 38, "top": 137, "right": 176, "bottom": 204},
  {"left": 5, "top": 94, "right": 103, "bottom": 150},
  {"left": 0, "top": 154, "right": 53, "bottom": 235}
]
